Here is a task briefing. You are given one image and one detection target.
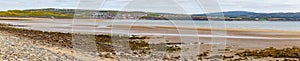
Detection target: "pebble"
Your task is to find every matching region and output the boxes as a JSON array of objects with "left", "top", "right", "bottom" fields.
[
  {"left": 0, "top": 32, "right": 76, "bottom": 61},
  {"left": 0, "top": 31, "right": 186, "bottom": 61}
]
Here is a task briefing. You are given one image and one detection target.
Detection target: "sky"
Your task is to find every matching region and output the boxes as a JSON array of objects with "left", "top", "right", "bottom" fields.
[{"left": 1, "top": 0, "right": 300, "bottom": 14}]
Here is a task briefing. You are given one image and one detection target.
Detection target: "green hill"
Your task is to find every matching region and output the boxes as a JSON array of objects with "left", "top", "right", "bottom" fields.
[{"left": 0, "top": 10, "right": 73, "bottom": 18}]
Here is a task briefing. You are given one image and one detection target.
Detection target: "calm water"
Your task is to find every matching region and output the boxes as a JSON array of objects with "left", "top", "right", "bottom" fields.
[
  {"left": 1, "top": 20, "right": 300, "bottom": 31},
  {"left": 99, "top": 20, "right": 300, "bottom": 31},
  {"left": 1, "top": 20, "right": 300, "bottom": 39}
]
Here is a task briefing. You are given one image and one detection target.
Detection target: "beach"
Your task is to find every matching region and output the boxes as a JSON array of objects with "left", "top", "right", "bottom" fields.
[
  {"left": 1, "top": 19, "right": 300, "bottom": 61},
  {"left": 0, "top": 17, "right": 49, "bottom": 20},
  {"left": 0, "top": 22, "right": 120, "bottom": 60},
  {"left": 0, "top": 30, "right": 75, "bottom": 60}
]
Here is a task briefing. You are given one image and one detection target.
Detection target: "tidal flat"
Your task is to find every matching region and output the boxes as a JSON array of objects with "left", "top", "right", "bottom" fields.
[{"left": 1, "top": 20, "right": 300, "bottom": 61}]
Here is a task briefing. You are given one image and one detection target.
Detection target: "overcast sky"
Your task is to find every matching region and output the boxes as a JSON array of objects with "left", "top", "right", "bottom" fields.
[{"left": 1, "top": 0, "right": 300, "bottom": 14}]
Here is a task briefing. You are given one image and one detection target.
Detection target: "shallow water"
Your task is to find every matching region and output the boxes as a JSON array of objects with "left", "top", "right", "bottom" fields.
[
  {"left": 104, "top": 20, "right": 300, "bottom": 31},
  {"left": 2, "top": 20, "right": 300, "bottom": 30},
  {"left": 1, "top": 19, "right": 300, "bottom": 40}
]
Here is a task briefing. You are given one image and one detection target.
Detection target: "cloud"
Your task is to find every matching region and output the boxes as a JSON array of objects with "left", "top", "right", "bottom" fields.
[
  {"left": 218, "top": 0, "right": 300, "bottom": 13},
  {"left": 101, "top": 0, "right": 205, "bottom": 14},
  {"left": 0, "top": 0, "right": 78, "bottom": 10},
  {"left": 1, "top": 0, "right": 300, "bottom": 14},
  {"left": 101, "top": 0, "right": 300, "bottom": 14}
]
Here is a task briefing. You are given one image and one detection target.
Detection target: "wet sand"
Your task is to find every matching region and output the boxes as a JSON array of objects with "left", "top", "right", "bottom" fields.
[
  {"left": 0, "top": 17, "right": 49, "bottom": 20},
  {"left": 1, "top": 20, "right": 300, "bottom": 60},
  {"left": 113, "top": 25, "right": 300, "bottom": 49},
  {"left": 1, "top": 20, "right": 300, "bottom": 49}
]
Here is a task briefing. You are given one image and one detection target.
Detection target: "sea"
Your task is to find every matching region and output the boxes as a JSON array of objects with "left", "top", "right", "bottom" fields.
[{"left": 1, "top": 19, "right": 300, "bottom": 40}]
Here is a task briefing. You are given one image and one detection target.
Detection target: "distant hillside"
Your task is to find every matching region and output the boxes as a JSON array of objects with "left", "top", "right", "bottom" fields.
[
  {"left": 23, "top": 8, "right": 180, "bottom": 15},
  {"left": 193, "top": 11, "right": 257, "bottom": 17},
  {"left": 193, "top": 11, "right": 300, "bottom": 18},
  {"left": 24, "top": 8, "right": 76, "bottom": 14},
  {"left": 24, "top": 8, "right": 148, "bottom": 14},
  {"left": 0, "top": 10, "right": 73, "bottom": 18},
  {"left": 17, "top": 8, "right": 300, "bottom": 20}
]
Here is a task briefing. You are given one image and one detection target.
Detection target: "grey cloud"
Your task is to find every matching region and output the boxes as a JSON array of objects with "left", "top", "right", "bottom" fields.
[
  {"left": 1, "top": 0, "right": 300, "bottom": 14},
  {"left": 219, "top": 0, "right": 300, "bottom": 13},
  {"left": 0, "top": 0, "right": 78, "bottom": 10}
]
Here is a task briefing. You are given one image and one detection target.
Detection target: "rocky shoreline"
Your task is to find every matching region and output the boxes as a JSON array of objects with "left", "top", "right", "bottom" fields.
[
  {"left": 0, "top": 24, "right": 81, "bottom": 60},
  {"left": 1, "top": 23, "right": 300, "bottom": 61},
  {"left": 0, "top": 23, "right": 175, "bottom": 61},
  {"left": 0, "top": 31, "right": 78, "bottom": 60},
  {"left": 0, "top": 23, "right": 118, "bottom": 51},
  {"left": 0, "top": 23, "right": 122, "bottom": 60}
]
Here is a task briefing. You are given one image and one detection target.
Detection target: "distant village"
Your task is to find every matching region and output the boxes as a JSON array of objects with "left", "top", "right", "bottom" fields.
[{"left": 23, "top": 8, "right": 300, "bottom": 21}]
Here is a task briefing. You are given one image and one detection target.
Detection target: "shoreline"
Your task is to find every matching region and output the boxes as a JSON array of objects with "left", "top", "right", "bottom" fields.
[
  {"left": 110, "top": 25, "right": 300, "bottom": 39},
  {"left": 0, "top": 23, "right": 120, "bottom": 52},
  {"left": 110, "top": 24, "right": 300, "bottom": 33},
  {"left": 0, "top": 17, "right": 110, "bottom": 22},
  {"left": 0, "top": 23, "right": 119, "bottom": 60},
  {"left": 1, "top": 23, "right": 300, "bottom": 60},
  {"left": 0, "top": 17, "right": 49, "bottom": 20},
  {"left": 0, "top": 23, "right": 162, "bottom": 60},
  {"left": 4, "top": 17, "right": 300, "bottom": 21},
  {"left": 2, "top": 21, "right": 300, "bottom": 49}
]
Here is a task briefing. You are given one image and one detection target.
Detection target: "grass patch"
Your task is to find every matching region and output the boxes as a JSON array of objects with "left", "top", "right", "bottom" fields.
[
  {"left": 129, "top": 40, "right": 151, "bottom": 51},
  {"left": 166, "top": 46, "right": 181, "bottom": 53}
]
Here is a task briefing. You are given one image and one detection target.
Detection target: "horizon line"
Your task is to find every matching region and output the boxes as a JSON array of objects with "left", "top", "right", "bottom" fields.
[{"left": 2, "top": 8, "right": 300, "bottom": 14}]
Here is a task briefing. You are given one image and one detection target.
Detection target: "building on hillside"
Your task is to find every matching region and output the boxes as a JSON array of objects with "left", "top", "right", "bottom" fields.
[
  {"left": 267, "top": 18, "right": 286, "bottom": 21},
  {"left": 92, "top": 12, "right": 148, "bottom": 19},
  {"left": 25, "top": 8, "right": 75, "bottom": 14}
]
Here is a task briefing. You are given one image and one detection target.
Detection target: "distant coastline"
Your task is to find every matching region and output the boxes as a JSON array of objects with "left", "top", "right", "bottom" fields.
[
  {"left": 2, "top": 8, "right": 300, "bottom": 21},
  {"left": 0, "top": 17, "right": 49, "bottom": 20}
]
